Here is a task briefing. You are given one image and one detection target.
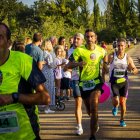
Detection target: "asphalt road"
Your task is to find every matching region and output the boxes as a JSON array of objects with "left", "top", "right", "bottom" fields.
[{"left": 39, "top": 45, "right": 140, "bottom": 140}]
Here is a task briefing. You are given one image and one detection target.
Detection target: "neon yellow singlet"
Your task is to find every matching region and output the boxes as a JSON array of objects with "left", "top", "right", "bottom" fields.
[
  {"left": 0, "top": 51, "right": 35, "bottom": 140},
  {"left": 73, "top": 45, "right": 106, "bottom": 87}
]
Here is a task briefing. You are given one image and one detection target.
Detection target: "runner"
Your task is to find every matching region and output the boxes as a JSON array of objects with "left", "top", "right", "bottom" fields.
[
  {"left": 65, "top": 33, "right": 84, "bottom": 135},
  {"left": 68, "top": 29, "right": 108, "bottom": 140},
  {"left": 0, "top": 23, "right": 50, "bottom": 140},
  {"left": 108, "top": 38, "right": 138, "bottom": 127}
]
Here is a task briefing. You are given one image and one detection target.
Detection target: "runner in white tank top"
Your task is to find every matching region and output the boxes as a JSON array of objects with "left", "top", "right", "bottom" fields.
[{"left": 107, "top": 38, "right": 138, "bottom": 127}]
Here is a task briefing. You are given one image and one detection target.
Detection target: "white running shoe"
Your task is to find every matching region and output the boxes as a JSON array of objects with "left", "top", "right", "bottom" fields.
[
  {"left": 44, "top": 109, "right": 55, "bottom": 114},
  {"left": 75, "top": 127, "right": 83, "bottom": 135},
  {"left": 96, "top": 125, "right": 99, "bottom": 133}
]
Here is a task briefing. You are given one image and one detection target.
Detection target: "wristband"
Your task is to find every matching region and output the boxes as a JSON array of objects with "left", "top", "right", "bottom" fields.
[{"left": 12, "top": 92, "right": 19, "bottom": 103}]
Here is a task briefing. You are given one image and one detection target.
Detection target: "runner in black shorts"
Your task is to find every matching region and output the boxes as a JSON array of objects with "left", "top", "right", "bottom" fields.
[
  {"left": 80, "top": 82, "right": 104, "bottom": 99},
  {"left": 65, "top": 33, "right": 84, "bottom": 135},
  {"left": 111, "top": 80, "right": 128, "bottom": 97},
  {"left": 66, "top": 30, "right": 108, "bottom": 140},
  {"left": 108, "top": 38, "right": 138, "bottom": 127}
]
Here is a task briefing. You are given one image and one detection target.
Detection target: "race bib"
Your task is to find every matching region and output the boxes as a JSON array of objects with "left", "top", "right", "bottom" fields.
[
  {"left": 0, "top": 111, "right": 19, "bottom": 133},
  {"left": 82, "top": 80, "right": 96, "bottom": 91},
  {"left": 114, "top": 69, "right": 125, "bottom": 78},
  {"left": 116, "top": 78, "right": 126, "bottom": 84}
]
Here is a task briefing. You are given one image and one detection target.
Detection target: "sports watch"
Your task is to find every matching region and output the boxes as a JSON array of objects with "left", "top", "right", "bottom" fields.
[{"left": 12, "top": 92, "right": 19, "bottom": 103}]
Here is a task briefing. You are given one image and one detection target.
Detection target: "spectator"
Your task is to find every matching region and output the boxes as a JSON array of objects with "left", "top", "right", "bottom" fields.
[
  {"left": 25, "top": 32, "right": 44, "bottom": 70},
  {"left": 127, "top": 40, "right": 131, "bottom": 48},
  {"left": 41, "top": 39, "right": 56, "bottom": 113}
]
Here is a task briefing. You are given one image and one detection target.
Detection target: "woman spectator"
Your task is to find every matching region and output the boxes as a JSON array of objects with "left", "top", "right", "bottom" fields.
[{"left": 41, "top": 39, "right": 56, "bottom": 113}]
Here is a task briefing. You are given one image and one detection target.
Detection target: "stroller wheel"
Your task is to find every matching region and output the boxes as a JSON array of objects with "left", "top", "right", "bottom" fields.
[{"left": 55, "top": 101, "right": 65, "bottom": 111}]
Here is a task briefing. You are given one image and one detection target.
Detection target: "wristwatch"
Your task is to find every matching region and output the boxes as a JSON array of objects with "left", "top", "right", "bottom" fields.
[{"left": 12, "top": 92, "right": 19, "bottom": 103}]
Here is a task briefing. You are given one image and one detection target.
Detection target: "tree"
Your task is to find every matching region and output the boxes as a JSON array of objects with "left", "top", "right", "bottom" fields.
[
  {"left": 93, "top": 0, "right": 100, "bottom": 31},
  {"left": 136, "top": 0, "right": 140, "bottom": 22},
  {"left": 109, "top": 0, "right": 138, "bottom": 38}
]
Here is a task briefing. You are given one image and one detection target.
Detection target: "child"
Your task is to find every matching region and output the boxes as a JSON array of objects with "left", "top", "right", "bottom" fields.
[
  {"left": 54, "top": 46, "right": 66, "bottom": 98},
  {"left": 60, "top": 51, "right": 72, "bottom": 100}
]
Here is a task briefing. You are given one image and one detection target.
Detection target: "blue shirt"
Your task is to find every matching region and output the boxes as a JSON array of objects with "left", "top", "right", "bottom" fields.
[{"left": 25, "top": 43, "right": 44, "bottom": 63}]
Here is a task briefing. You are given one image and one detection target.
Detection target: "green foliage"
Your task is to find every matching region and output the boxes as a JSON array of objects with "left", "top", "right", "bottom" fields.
[
  {"left": 106, "top": 0, "right": 139, "bottom": 38},
  {"left": 0, "top": 0, "right": 140, "bottom": 43},
  {"left": 137, "top": 0, "right": 140, "bottom": 22},
  {"left": 42, "top": 16, "right": 85, "bottom": 40},
  {"left": 97, "top": 28, "right": 118, "bottom": 43},
  {"left": 93, "top": 0, "right": 101, "bottom": 31},
  {"left": 42, "top": 16, "right": 65, "bottom": 38},
  {"left": 0, "top": 0, "right": 18, "bottom": 22}
]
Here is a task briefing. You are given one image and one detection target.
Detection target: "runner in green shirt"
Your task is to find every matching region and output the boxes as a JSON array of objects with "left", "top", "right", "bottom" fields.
[
  {"left": 72, "top": 29, "right": 108, "bottom": 140},
  {"left": 0, "top": 23, "right": 50, "bottom": 140}
]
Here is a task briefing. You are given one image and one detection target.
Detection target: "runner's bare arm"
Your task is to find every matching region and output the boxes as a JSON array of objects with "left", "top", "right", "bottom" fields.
[
  {"left": 127, "top": 56, "right": 138, "bottom": 74},
  {"left": 38, "top": 61, "right": 45, "bottom": 70},
  {"left": 64, "top": 61, "right": 86, "bottom": 70},
  {"left": 103, "top": 55, "right": 109, "bottom": 73},
  {"left": 102, "top": 55, "right": 109, "bottom": 82},
  {"left": 108, "top": 53, "right": 114, "bottom": 64},
  {"left": 0, "top": 84, "right": 50, "bottom": 106}
]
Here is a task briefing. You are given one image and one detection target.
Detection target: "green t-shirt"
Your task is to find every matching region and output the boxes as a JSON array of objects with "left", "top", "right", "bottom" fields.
[
  {"left": 0, "top": 51, "right": 35, "bottom": 140},
  {"left": 0, "top": 51, "right": 32, "bottom": 94},
  {"left": 73, "top": 45, "right": 106, "bottom": 83}
]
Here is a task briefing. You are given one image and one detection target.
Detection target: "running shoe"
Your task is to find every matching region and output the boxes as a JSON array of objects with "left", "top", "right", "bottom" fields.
[
  {"left": 96, "top": 124, "right": 99, "bottom": 132},
  {"left": 120, "top": 120, "right": 126, "bottom": 127},
  {"left": 75, "top": 126, "right": 83, "bottom": 135},
  {"left": 64, "top": 96, "right": 70, "bottom": 101},
  {"left": 44, "top": 109, "right": 55, "bottom": 114},
  {"left": 112, "top": 107, "right": 118, "bottom": 116}
]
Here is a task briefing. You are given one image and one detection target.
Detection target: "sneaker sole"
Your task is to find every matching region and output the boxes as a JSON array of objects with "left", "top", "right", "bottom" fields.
[
  {"left": 75, "top": 128, "right": 83, "bottom": 136},
  {"left": 96, "top": 126, "right": 99, "bottom": 132},
  {"left": 76, "top": 132, "right": 83, "bottom": 136},
  {"left": 120, "top": 125, "right": 126, "bottom": 127}
]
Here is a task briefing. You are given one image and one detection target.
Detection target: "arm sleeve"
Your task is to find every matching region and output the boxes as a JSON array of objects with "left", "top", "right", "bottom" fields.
[
  {"left": 37, "top": 48, "right": 44, "bottom": 62},
  {"left": 20, "top": 53, "right": 46, "bottom": 89},
  {"left": 27, "top": 60, "right": 46, "bottom": 89},
  {"left": 72, "top": 49, "right": 80, "bottom": 62},
  {"left": 18, "top": 60, "right": 46, "bottom": 93}
]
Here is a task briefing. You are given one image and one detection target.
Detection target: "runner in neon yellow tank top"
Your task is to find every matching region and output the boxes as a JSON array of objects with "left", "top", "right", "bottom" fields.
[
  {"left": 72, "top": 29, "right": 108, "bottom": 140},
  {"left": 0, "top": 23, "right": 50, "bottom": 140}
]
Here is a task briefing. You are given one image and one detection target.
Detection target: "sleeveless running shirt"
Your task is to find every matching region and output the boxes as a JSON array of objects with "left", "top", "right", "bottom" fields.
[{"left": 109, "top": 52, "right": 128, "bottom": 83}]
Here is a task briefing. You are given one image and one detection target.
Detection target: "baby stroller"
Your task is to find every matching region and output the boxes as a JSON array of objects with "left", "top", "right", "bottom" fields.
[{"left": 55, "top": 96, "right": 65, "bottom": 111}]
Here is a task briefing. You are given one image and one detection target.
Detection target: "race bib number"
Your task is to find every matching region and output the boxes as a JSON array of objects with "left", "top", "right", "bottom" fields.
[
  {"left": 114, "top": 69, "right": 125, "bottom": 78},
  {"left": 116, "top": 78, "right": 126, "bottom": 84},
  {"left": 82, "top": 80, "right": 96, "bottom": 91},
  {"left": 0, "top": 111, "right": 19, "bottom": 133}
]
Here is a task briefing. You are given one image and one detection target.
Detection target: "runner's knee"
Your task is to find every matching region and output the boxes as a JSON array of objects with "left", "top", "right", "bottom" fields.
[{"left": 120, "top": 97, "right": 126, "bottom": 105}]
